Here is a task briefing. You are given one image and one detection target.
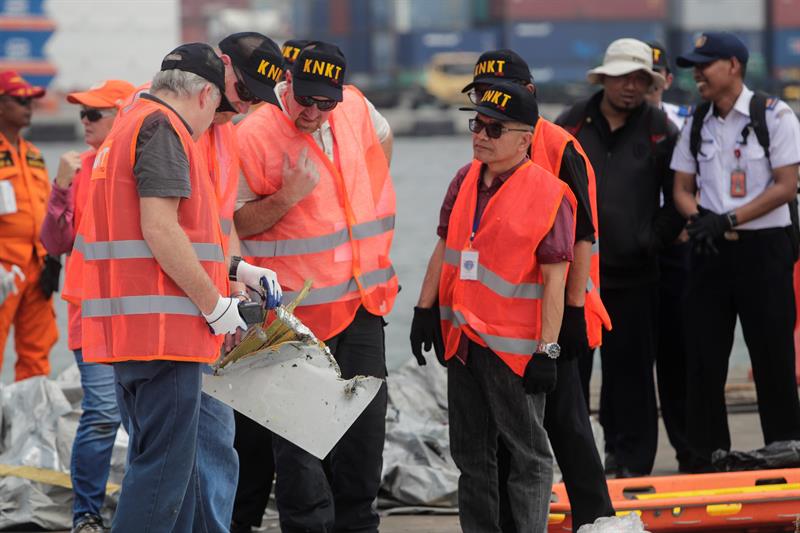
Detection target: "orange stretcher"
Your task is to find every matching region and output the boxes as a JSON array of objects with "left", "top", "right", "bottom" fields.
[{"left": 548, "top": 469, "right": 800, "bottom": 531}]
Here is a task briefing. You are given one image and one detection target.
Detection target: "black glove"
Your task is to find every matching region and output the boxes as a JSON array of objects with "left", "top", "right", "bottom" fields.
[
  {"left": 557, "top": 305, "right": 588, "bottom": 360},
  {"left": 409, "top": 305, "right": 445, "bottom": 367},
  {"left": 522, "top": 353, "right": 557, "bottom": 394},
  {"left": 39, "top": 255, "right": 62, "bottom": 299},
  {"left": 687, "top": 208, "right": 731, "bottom": 256}
]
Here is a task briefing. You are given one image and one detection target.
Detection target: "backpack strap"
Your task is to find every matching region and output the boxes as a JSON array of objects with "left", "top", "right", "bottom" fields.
[
  {"left": 748, "top": 91, "right": 771, "bottom": 163},
  {"left": 689, "top": 101, "right": 711, "bottom": 173}
]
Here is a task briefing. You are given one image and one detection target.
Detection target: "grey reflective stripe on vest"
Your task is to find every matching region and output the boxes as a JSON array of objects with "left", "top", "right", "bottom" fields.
[
  {"left": 440, "top": 305, "right": 538, "bottom": 356},
  {"left": 82, "top": 295, "right": 201, "bottom": 318},
  {"left": 283, "top": 265, "right": 396, "bottom": 307},
  {"left": 443, "top": 247, "right": 543, "bottom": 300},
  {"left": 220, "top": 217, "right": 232, "bottom": 236},
  {"left": 74, "top": 236, "right": 224, "bottom": 262},
  {"left": 241, "top": 215, "right": 395, "bottom": 258}
]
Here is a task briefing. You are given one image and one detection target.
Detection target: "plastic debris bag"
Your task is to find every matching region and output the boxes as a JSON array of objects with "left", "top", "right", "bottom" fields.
[
  {"left": 577, "top": 513, "right": 651, "bottom": 533},
  {"left": 712, "top": 440, "right": 800, "bottom": 471}
]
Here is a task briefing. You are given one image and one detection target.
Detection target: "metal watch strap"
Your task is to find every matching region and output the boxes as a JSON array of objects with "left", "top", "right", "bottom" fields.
[
  {"left": 726, "top": 211, "right": 738, "bottom": 228},
  {"left": 229, "top": 256, "right": 242, "bottom": 281}
]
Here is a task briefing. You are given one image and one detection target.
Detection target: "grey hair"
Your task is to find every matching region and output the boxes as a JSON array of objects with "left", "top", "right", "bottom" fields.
[{"left": 150, "top": 69, "right": 221, "bottom": 101}]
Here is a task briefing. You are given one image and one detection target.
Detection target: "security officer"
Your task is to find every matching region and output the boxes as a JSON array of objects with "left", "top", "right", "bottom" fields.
[
  {"left": 672, "top": 32, "right": 800, "bottom": 472},
  {"left": 0, "top": 70, "right": 58, "bottom": 381},
  {"left": 411, "top": 49, "right": 613, "bottom": 530},
  {"left": 647, "top": 42, "right": 691, "bottom": 130},
  {"left": 556, "top": 38, "right": 684, "bottom": 477}
]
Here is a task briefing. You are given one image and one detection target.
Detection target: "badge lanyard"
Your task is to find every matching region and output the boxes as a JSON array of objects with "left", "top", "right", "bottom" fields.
[
  {"left": 459, "top": 200, "right": 482, "bottom": 281},
  {"left": 730, "top": 126, "right": 749, "bottom": 198}
]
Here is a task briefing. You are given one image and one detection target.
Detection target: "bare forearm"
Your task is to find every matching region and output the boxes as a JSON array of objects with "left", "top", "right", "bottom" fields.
[
  {"left": 234, "top": 190, "right": 294, "bottom": 238},
  {"left": 673, "top": 171, "right": 698, "bottom": 217},
  {"left": 540, "top": 262, "right": 568, "bottom": 343},
  {"left": 417, "top": 238, "right": 445, "bottom": 308},
  {"left": 565, "top": 240, "right": 591, "bottom": 307},
  {"left": 227, "top": 221, "right": 246, "bottom": 293},
  {"left": 733, "top": 165, "right": 798, "bottom": 225}
]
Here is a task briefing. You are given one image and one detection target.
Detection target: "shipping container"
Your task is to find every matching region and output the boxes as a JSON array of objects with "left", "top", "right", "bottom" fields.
[
  {"left": 308, "top": 32, "right": 373, "bottom": 74},
  {"left": 670, "top": 0, "right": 765, "bottom": 31},
  {"left": 490, "top": 0, "right": 665, "bottom": 21},
  {"left": 394, "top": 0, "right": 471, "bottom": 32},
  {"left": 504, "top": 21, "right": 664, "bottom": 72},
  {"left": 0, "top": 0, "right": 45, "bottom": 16},
  {"left": 771, "top": 0, "right": 800, "bottom": 28},
  {"left": 395, "top": 27, "right": 499, "bottom": 69},
  {"left": 773, "top": 29, "right": 800, "bottom": 67},
  {"left": 0, "top": 29, "right": 52, "bottom": 60}
]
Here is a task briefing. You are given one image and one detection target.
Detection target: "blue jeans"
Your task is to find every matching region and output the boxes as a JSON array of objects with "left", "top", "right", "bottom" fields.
[
  {"left": 70, "top": 349, "right": 123, "bottom": 526},
  {"left": 194, "top": 366, "right": 239, "bottom": 533},
  {"left": 112, "top": 360, "right": 202, "bottom": 533}
]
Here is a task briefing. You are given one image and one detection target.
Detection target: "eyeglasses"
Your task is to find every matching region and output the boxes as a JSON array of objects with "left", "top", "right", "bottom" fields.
[
  {"left": 80, "top": 108, "right": 115, "bottom": 122},
  {"left": 293, "top": 94, "right": 338, "bottom": 111},
  {"left": 469, "top": 118, "right": 531, "bottom": 139},
  {"left": 3, "top": 96, "right": 33, "bottom": 107},
  {"left": 233, "top": 68, "right": 261, "bottom": 105}
]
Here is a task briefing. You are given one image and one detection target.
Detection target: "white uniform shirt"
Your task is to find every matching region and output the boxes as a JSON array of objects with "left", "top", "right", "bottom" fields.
[
  {"left": 236, "top": 81, "right": 391, "bottom": 209},
  {"left": 670, "top": 85, "right": 800, "bottom": 230},
  {"left": 662, "top": 101, "right": 687, "bottom": 131}
]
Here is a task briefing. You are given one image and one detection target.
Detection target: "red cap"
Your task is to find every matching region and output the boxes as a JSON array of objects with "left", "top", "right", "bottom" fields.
[
  {"left": 0, "top": 70, "right": 45, "bottom": 98},
  {"left": 67, "top": 79, "right": 137, "bottom": 108}
]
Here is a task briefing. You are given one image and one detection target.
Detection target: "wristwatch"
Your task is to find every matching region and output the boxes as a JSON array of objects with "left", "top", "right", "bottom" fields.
[
  {"left": 536, "top": 341, "right": 561, "bottom": 359},
  {"left": 725, "top": 211, "right": 738, "bottom": 228},
  {"left": 229, "top": 256, "right": 242, "bottom": 281}
]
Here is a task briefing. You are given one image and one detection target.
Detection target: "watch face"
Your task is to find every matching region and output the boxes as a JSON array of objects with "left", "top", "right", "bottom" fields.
[{"left": 543, "top": 343, "right": 560, "bottom": 359}]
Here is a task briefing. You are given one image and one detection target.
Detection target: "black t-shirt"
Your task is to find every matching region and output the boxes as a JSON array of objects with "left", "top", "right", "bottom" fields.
[
  {"left": 559, "top": 141, "right": 595, "bottom": 243},
  {"left": 133, "top": 93, "right": 193, "bottom": 199}
]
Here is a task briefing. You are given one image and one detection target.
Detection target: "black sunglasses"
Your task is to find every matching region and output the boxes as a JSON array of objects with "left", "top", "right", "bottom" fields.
[
  {"left": 80, "top": 108, "right": 114, "bottom": 122},
  {"left": 4, "top": 95, "right": 32, "bottom": 107},
  {"left": 233, "top": 68, "right": 261, "bottom": 104},
  {"left": 469, "top": 118, "right": 531, "bottom": 139},
  {"left": 293, "top": 94, "right": 338, "bottom": 111}
]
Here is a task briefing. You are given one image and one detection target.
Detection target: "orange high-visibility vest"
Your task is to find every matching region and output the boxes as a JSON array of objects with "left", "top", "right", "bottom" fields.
[
  {"left": 197, "top": 121, "right": 239, "bottom": 242},
  {"left": 439, "top": 159, "right": 576, "bottom": 377},
  {"left": 70, "top": 97, "right": 227, "bottom": 363},
  {"left": 530, "top": 118, "right": 612, "bottom": 348},
  {"left": 237, "top": 85, "right": 398, "bottom": 341},
  {"left": 0, "top": 132, "right": 50, "bottom": 267}
]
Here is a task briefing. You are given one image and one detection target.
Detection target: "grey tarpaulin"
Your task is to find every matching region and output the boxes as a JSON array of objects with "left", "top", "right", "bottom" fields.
[{"left": 0, "top": 366, "right": 127, "bottom": 529}]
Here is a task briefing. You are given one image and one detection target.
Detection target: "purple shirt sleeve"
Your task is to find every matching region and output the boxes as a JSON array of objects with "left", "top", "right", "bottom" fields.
[
  {"left": 436, "top": 163, "right": 471, "bottom": 240},
  {"left": 536, "top": 195, "right": 575, "bottom": 264},
  {"left": 40, "top": 181, "right": 76, "bottom": 256}
]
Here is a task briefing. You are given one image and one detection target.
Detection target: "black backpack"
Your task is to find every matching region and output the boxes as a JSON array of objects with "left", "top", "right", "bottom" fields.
[{"left": 688, "top": 92, "right": 800, "bottom": 259}]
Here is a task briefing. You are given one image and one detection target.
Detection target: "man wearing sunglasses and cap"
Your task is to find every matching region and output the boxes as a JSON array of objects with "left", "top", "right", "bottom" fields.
[
  {"left": 281, "top": 38, "right": 312, "bottom": 67},
  {"left": 430, "top": 80, "right": 575, "bottom": 531},
  {"left": 672, "top": 32, "right": 800, "bottom": 472},
  {"left": 556, "top": 38, "right": 685, "bottom": 478},
  {"left": 66, "top": 43, "right": 281, "bottom": 532},
  {"left": 40, "top": 79, "right": 136, "bottom": 533},
  {"left": 234, "top": 41, "right": 396, "bottom": 532},
  {"left": 412, "top": 49, "right": 613, "bottom": 530},
  {"left": 0, "top": 70, "right": 58, "bottom": 383}
]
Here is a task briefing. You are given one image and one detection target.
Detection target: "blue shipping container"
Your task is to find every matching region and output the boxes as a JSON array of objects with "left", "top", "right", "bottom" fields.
[
  {"left": 394, "top": 0, "right": 471, "bottom": 32},
  {"left": 396, "top": 28, "right": 500, "bottom": 68},
  {"left": 310, "top": 33, "right": 373, "bottom": 74},
  {"left": 0, "top": 0, "right": 46, "bottom": 16},
  {"left": 504, "top": 21, "right": 665, "bottom": 70},
  {"left": 0, "top": 30, "right": 52, "bottom": 60},
  {"left": 773, "top": 29, "right": 800, "bottom": 67}
]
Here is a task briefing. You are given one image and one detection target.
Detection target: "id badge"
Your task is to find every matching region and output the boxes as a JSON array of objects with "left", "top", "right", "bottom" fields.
[
  {"left": 460, "top": 250, "right": 479, "bottom": 281},
  {"left": 730, "top": 168, "right": 747, "bottom": 198},
  {"left": 0, "top": 180, "right": 17, "bottom": 215}
]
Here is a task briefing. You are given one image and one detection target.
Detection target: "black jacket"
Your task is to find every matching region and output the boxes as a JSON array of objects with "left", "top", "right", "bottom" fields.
[{"left": 556, "top": 91, "right": 684, "bottom": 289}]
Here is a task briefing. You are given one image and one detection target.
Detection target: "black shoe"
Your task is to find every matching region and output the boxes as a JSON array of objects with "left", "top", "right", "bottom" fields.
[
  {"left": 71, "top": 514, "right": 104, "bottom": 533},
  {"left": 615, "top": 466, "right": 647, "bottom": 479},
  {"left": 230, "top": 521, "right": 253, "bottom": 533}
]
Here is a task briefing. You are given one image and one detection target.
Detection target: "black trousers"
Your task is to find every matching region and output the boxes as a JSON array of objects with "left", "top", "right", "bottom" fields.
[
  {"left": 598, "top": 283, "right": 659, "bottom": 475},
  {"left": 685, "top": 229, "right": 800, "bottom": 469},
  {"left": 231, "top": 410, "right": 274, "bottom": 528},
  {"left": 656, "top": 243, "right": 691, "bottom": 469},
  {"left": 272, "top": 307, "right": 388, "bottom": 533},
  {"left": 498, "top": 357, "right": 614, "bottom": 533}
]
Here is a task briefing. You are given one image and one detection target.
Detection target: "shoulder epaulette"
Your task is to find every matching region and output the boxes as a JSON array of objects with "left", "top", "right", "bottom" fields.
[
  {"left": 766, "top": 96, "right": 780, "bottom": 110},
  {"left": 678, "top": 104, "right": 694, "bottom": 117}
]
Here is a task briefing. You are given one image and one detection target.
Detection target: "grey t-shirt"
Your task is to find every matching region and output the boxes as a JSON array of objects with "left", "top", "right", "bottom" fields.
[{"left": 133, "top": 93, "right": 193, "bottom": 198}]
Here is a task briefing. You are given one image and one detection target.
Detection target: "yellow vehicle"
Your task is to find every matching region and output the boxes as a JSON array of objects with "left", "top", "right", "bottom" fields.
[{"left": 424, "top": 52, "right": 480, "bottom": 106}]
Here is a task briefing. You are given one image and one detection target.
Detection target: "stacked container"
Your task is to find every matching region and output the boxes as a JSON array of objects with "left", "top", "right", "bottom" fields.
[
  {"left": 0, "top": 0, "right": 56, "bottom": 89},
  {"left": 771, "top": 0, "right": 800, "bottom": 84}
]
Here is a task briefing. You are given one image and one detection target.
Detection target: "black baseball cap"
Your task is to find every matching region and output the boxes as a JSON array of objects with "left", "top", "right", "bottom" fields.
[
  {"left": 649, "top": 41, "right": 671, "bottom": 73},
  {"left": 282, "top": 39, "right": 312, "bottom": 66},
  {"left": 291, "top": 41, "right": 346, "bottom": 102},
  {"left": 219, "top": 32, "right": 283, "bottom": 106},
  {"left": 459, "top": 81, "right": 539, "bottom": 125},
  {"left": 676, "top": 31, "right": 749, "bottom": 68},
  {"left": 161, "top": 42, "right": 236, "bottom": 112},
  {"left": 462, "top": 49, "right": 532, "bottom": 93}
]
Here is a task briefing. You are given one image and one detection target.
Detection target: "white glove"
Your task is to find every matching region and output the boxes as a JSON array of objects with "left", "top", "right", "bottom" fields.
[
  {"left": 202, "top": 296, "right": 247, "bottom": 336},
  {"left": 236, "top": 260, "right": 282, "bottom": 309},
  {"left": 0, "top": 264, "right": 24, "bottom": 306}
]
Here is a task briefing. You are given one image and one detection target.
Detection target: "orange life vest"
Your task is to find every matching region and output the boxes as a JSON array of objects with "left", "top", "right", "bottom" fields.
[
  {"left": 237, "top": 85, "right": 398, "bottom": 341},
  {"left": 439, "top": 159, "right": 576, "bottom": 377},
  {"left": 197, "top": 121, "right": 239, "bottom": 241},
  {"left": 70, "top": 97, "right": 227, "bottom": 363},
  {"left": 0, "top": 132, "right": 50, "bottom": 267},
  {"left": 530, "top": 118, "right": 612, "bottom": 348}
]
